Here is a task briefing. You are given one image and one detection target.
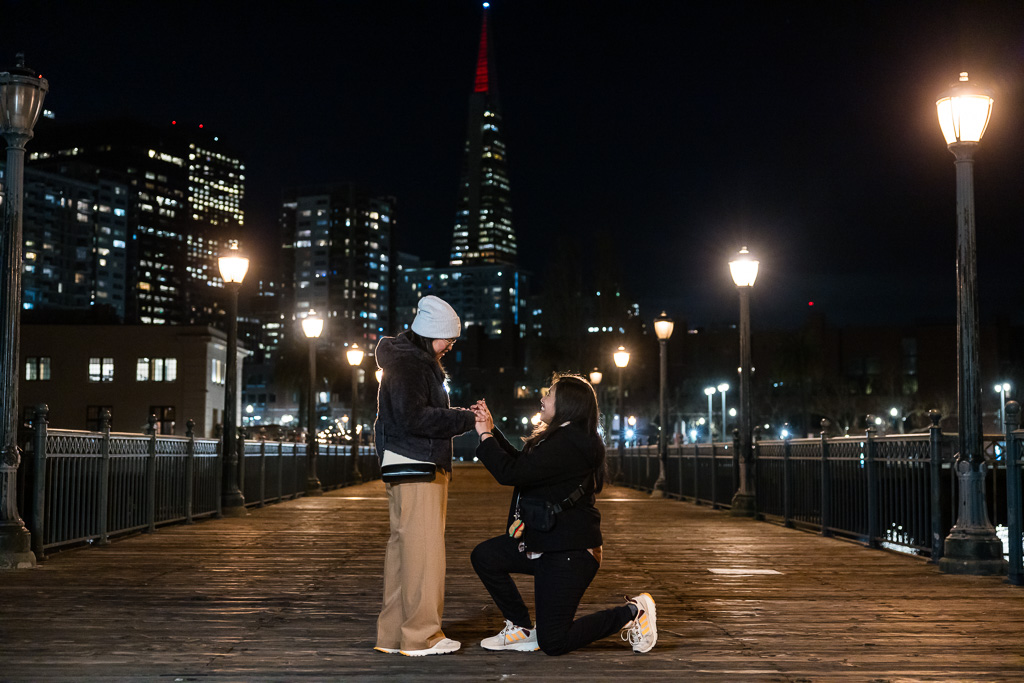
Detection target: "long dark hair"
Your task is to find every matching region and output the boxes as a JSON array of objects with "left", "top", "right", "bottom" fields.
[
  {"left": 524, "top": 373, "right": 607, "bottom": 492},
  {"left": 403, "top": 329, "right": 444, "bottom": 371}
]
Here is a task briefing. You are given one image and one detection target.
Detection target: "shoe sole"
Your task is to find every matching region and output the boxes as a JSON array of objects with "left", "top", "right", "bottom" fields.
[
  {"left": 373, "top": 647, "right": 400, "bottom": 654},
  {"left": 400, "top": 647, "right": 460, "bottom": 656},
  {"left": 481, "top": 642, "right": 540, "bottom": 652},
  {"left": 632, "top": 592, "right": 658, "bottom": 653}
]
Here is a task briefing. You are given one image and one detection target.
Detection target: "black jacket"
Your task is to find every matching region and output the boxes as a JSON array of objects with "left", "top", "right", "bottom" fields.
[
  {"left": 476, "top": 423, "right": 603, "bottom": 552},
  {"left": 373, "top": 334, "right": 475, "bottom": 473}
]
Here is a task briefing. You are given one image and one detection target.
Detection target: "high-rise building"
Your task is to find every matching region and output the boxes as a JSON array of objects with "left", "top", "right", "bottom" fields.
[
  {"left": 27, "top": 120, "right": 246, "bottom": 326},
  {"left": 282, "top": 182, "right": 394, "bottom": 348},
  {"left": 17, "top": 164, "right": 130, "bottom": 319},
  {"left": 450, "top": 3, "right": 516, "bottom": 267}
]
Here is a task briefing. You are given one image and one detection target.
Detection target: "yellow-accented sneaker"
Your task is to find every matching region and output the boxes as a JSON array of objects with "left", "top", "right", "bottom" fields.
[
  {"left": 621, "top": 593, "right": 657, "bottom": 653},
  {"left": 480, "top": 619, "right": 539, "bottom": 652}
]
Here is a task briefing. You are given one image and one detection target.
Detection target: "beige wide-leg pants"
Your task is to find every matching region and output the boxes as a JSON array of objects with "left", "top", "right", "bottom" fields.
[{"left": 375, "top": 473, "right": 449, "bottom": 651}]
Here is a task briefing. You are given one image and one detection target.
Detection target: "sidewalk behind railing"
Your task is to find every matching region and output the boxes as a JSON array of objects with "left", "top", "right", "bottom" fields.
[
  {"left": 616, "top": 413, "right": 1023, "bottom": 585},
  {"left": 18, "top": 407, "right": 379, "bottom": 559}
]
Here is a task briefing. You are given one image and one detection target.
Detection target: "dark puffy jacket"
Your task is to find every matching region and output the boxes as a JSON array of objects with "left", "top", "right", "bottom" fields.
[
  {"left": 476, "top": 423, "right": 603, "bottom": 552},
  {"left": 373, "top": 334, "right": 476, "bottom": 473}
]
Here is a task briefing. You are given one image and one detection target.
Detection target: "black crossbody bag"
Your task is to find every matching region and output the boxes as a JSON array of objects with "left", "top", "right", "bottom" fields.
[{"left": 516, "top": 479, "right": 590, "bottom": 532}]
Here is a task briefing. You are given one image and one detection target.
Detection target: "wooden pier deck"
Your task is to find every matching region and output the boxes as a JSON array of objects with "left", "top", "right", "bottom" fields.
[{"left": 1, "top": 464, "right": 1022, "bottom": 681}]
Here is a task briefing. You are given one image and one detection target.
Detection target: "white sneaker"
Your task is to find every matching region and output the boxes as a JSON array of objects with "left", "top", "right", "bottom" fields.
[
  {"left": 621, "top": 593, "right": 657, "bottom": 653},
  {"left": 400, "top": 637, "right": 461, "bottom": 657},
  {"left": 480, "top": 619, "right": 540, "bottom": 651}
]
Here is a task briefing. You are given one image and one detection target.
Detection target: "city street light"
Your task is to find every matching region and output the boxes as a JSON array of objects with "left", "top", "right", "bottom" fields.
[
  {"left": 347, "top": 343, "right": 365, "bottom": 482},
  {"left": 730, "top": 246, "right": 759, "bottom": 516},
  {"left": 301, "top": 311, "right": 324, "bottom": 495},
  {"left": 718, "top": 383, "right": 730, "bottom": 434},
  {"left": 935, "top": 72, "right": 1004, "bottom": 575},
  {"left": 995, "top": 382, "right": 1010, "bottom": 429},
  {"left": 0, "top": 53, "right": 48, "bottom": 568},
  {"left": 613, "top": 346, "right": 630, "bottom": 479},
  {"left": 704, "top": 387, "right": 716, "bottom": 443},
  {"left": 589, "top": 368, "right": 604, "bottom": 445},
  {"left": 651, "top": 312, "right": 674, "bottom": 497},
  {"left": 218, "top": 241, "right": 250, "bottom": 516}
]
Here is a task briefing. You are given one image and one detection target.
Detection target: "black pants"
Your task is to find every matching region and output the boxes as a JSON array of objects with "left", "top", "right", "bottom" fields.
[{"left": 470, "top": 535, "right": 634, "bottom": 656}]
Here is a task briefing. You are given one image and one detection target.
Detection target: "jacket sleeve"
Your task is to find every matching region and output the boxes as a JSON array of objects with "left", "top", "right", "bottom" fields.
[
  {"left": 477, "top": 428, "right": 587, "bottom": 488},
  {"left": 386, "top": 361, "right": 476, "bottom": 439}
]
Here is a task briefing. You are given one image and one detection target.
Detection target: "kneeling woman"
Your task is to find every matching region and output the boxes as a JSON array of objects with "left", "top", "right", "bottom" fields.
[{"left": 470, "top": 374, "right": 657, "bottom": 656}]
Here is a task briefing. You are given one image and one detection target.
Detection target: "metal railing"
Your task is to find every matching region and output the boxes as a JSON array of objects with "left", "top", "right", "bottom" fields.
[
  {"left": 19, "top": 406, "right": 379, "bottom": 559},
  {"left": 616, "top": 414, "right": 1023, "bottom": 583}
]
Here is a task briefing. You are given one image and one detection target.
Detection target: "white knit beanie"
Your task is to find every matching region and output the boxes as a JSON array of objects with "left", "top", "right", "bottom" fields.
[{"left": 411, "top": 295, "right": 461, "bottom": 339}]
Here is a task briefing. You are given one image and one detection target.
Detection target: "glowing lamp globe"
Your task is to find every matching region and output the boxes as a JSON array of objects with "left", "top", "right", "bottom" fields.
[
  {"left": 653, "top": 311, "right": 674, "bottom": 341},
  {"left": 346, "top": 344, "right": 365, "bottom": 367},
  {"left": 729, "top": 246, "right": 759, "bottom": 287},
  {"left": 218, "top": 241, "right": 249, "bottom": 284},
  {"left": 936, "top": 72, "right": 993, "bottom": 145},
  {"left": 302, "top": 312, "right": 324, "bottom": 339}
]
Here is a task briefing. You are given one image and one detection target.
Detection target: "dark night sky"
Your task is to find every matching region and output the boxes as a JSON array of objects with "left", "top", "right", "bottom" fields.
[{"left": 4, "top": 0, "right": 1024, "bottom": 329}]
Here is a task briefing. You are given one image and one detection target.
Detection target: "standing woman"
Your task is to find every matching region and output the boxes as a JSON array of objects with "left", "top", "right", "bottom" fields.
[
  {"left": 373, "top": 295, "right": 477, "bottom": 657},
  {"left": 470, "top": 373, "right": 658, "bottom": 656}
]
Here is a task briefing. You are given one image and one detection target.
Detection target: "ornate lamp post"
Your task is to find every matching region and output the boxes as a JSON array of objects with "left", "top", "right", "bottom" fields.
[
  {"left": 588, "top": 368, "right": 604, "bottom": 444},
  {"left": 935, "top": 72, "right": 1005, "bottom": 575},
  {"left": 651, "top": 312, "right": 674, "bottom": 497},
  {"left": 0, "top": 53, "right": 47, "bottom": 568},
  {"left": 301, "top": 312, "right": 324, "bottom": 495},
  {"left": 730, "top": 246, "right": 758, "bottom": 516},
  {"left": 613, "top": 346, "right": 630, "bottom": 479},
  {"left": 217, "top": 242, "right": 249, "bottom": 516},
  {"left": 704, "top": 386, "right": 716, "bottom": 443},
  {"left": 347, "top": 343, "right": 365, "bottom": 482}
]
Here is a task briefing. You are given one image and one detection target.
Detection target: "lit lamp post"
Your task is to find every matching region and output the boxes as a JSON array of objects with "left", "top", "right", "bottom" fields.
[
  {"left": 347, "top": 343, "right": 365, "bottom": 482},
  {"left": 718, "top": 383, "right": 729, "bottom": 434},
  {"left": 589, "top": 368, "right": 604, "bottom": 444},
  {"left": 0, "top": 53, "right": 48, "bottom": 568},
  {"left": 730, "top": 246, "right": 758, "bottom": 516},
  {"left": 301, "top": 312, "right": 324, "bottom": 495},
  {"left": 704, "top": 387, "right": 716, "bottom": 443},
  {"left": 218, "top": 241, "right": 249, "bottom": 516},
  {"left": 651, "top": 313, "right": 674, "bottom": 496},
  {"left": 995, "top": 383, "right": 1010, "bottom": 429},
  {"left": 935, "top": 72, "right": 1005, "bottom": 575},
  {"left": 613, "top": 346, "right": 630, "bottom": 479}
]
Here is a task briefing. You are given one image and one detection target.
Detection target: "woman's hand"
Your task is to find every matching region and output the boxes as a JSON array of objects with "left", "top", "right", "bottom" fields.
[{"left": 472, "top": 400, "right": 494, "bottom": 436}]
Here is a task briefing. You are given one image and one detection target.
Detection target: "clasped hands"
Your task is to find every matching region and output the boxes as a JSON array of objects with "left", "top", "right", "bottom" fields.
[{"left": 469, "top": 399, "right": 493, "bottom": 437}]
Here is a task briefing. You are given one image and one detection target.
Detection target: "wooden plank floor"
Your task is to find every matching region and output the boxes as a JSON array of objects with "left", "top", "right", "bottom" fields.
[{"left": 1, "top": 464, "right": 1022, "bottom": 682}]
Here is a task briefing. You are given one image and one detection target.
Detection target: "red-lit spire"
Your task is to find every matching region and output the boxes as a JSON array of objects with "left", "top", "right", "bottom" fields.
[{"left": 473, "top": 6, "right": 490, "bottom": 93}]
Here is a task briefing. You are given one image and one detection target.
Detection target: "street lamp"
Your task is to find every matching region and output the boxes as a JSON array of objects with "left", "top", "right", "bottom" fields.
[
  {"left": 935, "top": 72, "right": 1004, "bottom": 575},
  {"left": 0, "top": 53, "right": 48, "bottom": 568},
  {"left": 995, "top": 383, "right": 1010, "bottom": 430},
  {"left": 730, "top": 246, "right": 758, "bottom": 516},
  {"left": 347, "top": 342, "right": 365, "bottom": 482},
  {"left": 718, "top": 383, "right": 730, "bottom": 434},
  {"left": 613, "top": 346, "right": 630, "bottom": 479},
  {"left": 217, "top": 241, "right": 249, "bottom": 516},
  {"left": 651, "top": 312, "right": 674, "bottom": 496},
  {"left": 589, "top": 368, "right": 604, "bottom": 444},
  {"left": 704, "top": 387, "right": 716, "bottom": 443},
  {"left": 301, "top": 311, "right": 324, "bottom": 495}
]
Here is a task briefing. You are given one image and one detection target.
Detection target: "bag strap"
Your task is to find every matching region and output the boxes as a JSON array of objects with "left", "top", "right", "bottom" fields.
[{"left": 552, "top": 472, "right": 595, "bottom": 513}]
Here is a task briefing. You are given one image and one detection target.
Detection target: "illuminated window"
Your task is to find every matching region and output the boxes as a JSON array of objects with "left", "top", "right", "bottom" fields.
[
  {"left": 88, "top": 357, "right": 115, "bottom": 382},
  {"left": 25, "top": 357, "right": 51, "bottom": 381}
]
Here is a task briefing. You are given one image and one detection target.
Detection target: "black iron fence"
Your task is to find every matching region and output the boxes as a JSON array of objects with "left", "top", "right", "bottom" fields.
[
  {"left": 617, "top": 415, "right": 1023, "bottom": 584},
  {"left": 19, "top": 407, "right": 379, "bottom": 559}
]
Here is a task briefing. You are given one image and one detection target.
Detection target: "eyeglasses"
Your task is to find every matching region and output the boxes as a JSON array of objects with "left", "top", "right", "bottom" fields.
[{"left": 444, "top": 338, "right": 457, "bottom": 347}]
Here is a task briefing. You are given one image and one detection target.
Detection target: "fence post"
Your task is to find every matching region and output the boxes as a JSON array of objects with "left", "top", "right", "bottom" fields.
[
  {"left": 146, "top": 414, "right": 157, "bottom": 533},
  {"left": 31, "top": 404, "right": 48, "bottom": 560},
  {"left": 752, "top": 425, "right": 762, "bottom": 516},
  {"left": 865, "top": 427, "right": 880, "bottom": 548},
  {"left": 278, "top": 441, "right": 285, "bottom": 502},
  {"left": 710, "top": 438, "right": 719, "bottom": 509},
  {"left": 215, "top": 424, "right": 223, "bottom": 518},
  {"left": 783, "top": 428, "right": 792, "bottom": 528},
  {"left": 820, "top": 419, "right": 832, "bottom": 537},
  {"left": 692, "top": 442, "right": 699, "bottom": 503},
  {"left": 1004, "top": 401, "right": 1022, "bottom": 586},
  {"left": 259, "top": 428, "right": 267, "bottom": 507},
  {"left": 99, "top": 409, "right": 111, "bottom": 545},
  {"left": 929, "top": 409, "right": 943, "bottom": 563},
  {"left": 185, "top": 419, "right": 195, "bottom": 524},
  {"left": 238, "top": 429, "right": 246, "bottom": 508}
]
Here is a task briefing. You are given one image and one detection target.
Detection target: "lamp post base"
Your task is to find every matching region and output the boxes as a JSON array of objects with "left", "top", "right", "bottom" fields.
[
  {"left": 306, "top": 478, "right": 323, "bottom": 496},
  {"left": 730, "top": 491, "right": 756, "bottom": 517},
  {"left": 650, "top": 461, "right": 667, "bottom": 498},
  {"left": 0, "top": 525, "right": 36, "bottom": 569},
  {"left": 220, "top": 492, "right": 248, "bottom": 518},
  {"left": 938, "top": 530, "right": 1007, "bottom": 576}
]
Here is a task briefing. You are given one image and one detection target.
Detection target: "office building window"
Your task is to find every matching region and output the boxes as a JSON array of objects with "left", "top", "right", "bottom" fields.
[
  {"left": 212, "top": 358, "right": 225, "bottom": 385},
  {"left": 88, "top": 357, "right": 115, "bottom": 382},
  {"left": 150, "top": 405, "right": 176, "bottom": 435},
  {"left": 137, "top": 357, "right": 178, "bottom": 382},
  {"left": 86, "top": 405, "right": 114, "bottom": 431},
  {"left": 25, "top": 357, "right": 51, "bottom": 381}
]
